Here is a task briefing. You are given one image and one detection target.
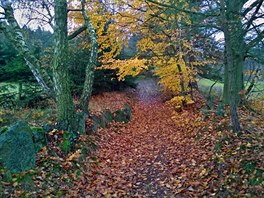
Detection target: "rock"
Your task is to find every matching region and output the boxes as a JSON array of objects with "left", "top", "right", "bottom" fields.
[
  {"left": 89, "top": 105, "right": 132, "bottom": 133},
  {"left": 0, "top": 127, "right": 8, "bottom": 135},
  {"left": 89, "top": 111, "right": 112, "bottom": 134},
  {"left": 0, "top": 121, "right": 36, "bottom": 173},
  {"left": 101, "top": 110, "right": 113, "bottom": 122},
  {"left": 114, "top": 104, "right": 132, "bottom": 123},
  {"left": 91, "top": 115, "right": 107, "bottom": 132},
  {"left": 124, "top": 104, "right": 132, "bottom": 120}
]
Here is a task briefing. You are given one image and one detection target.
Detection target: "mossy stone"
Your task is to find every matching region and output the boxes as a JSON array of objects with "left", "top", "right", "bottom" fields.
[{"left": 0, "top": 121, "right": 35, "bottom": 173}]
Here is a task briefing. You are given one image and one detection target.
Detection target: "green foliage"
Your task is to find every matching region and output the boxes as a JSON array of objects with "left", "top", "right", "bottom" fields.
[
  {"left": 0, "top": 82, "right": 48, "bottom": 109},
  {"left": 241, "top": 161, "right": 264, "bottom": 186},
  {"left": 61, "top": 131, "right": 71, "bottom": 154},
  {"left": 2, "top": 169, "right": 13, "bottom": 183},
  {"left": 0, "top": 28, "right": 51, "bottom": 83},
  {"left": 16, "top": 171, "right": 35, "bottom": 192},
  {"left": 242, "top": 161, "right": 256, "bottom": 174},
  {"left": 0, "top": 56, "right": 31, "bottom": 82},
  {"left": 31, "top": 127, "right": 47, "bottom": 152}
]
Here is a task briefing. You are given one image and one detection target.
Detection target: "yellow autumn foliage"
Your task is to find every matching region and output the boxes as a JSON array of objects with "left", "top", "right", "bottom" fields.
[
  {"left": 100, "top": 58, "right": 148, "bottom": 81},
  {"left": 68, "top": 0, "right": 215, "bottom": 108}
]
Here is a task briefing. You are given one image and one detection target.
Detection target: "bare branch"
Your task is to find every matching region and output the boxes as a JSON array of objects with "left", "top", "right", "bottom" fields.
[
  {"left": 244, "top": 0, "right": 264, "bottom": 31},
  {"left": 246, "top": 30, "right": 264, "bottom": 50},
  {"left": 145, "top": 0, "right": 218, "bottom": 17},
  {"left": 68, "top": 24, "right": 87, "bottom": 40},
  {"left": 67, "top": 9, "right": 82, "bottom": 12},
  {"left": 242, "top": 0, "right": 263, "bottom": 17}
]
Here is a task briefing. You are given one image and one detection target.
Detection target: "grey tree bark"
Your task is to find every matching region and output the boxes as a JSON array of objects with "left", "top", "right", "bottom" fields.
[{"left": 80, "top": 0, "right": 98, "bottom": 114}]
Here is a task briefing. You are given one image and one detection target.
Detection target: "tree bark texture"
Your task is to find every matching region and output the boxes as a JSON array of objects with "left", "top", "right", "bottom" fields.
[
  {"left": 53, "top": 0, "right": 78, "bottom": 132},
  {"left": 79, "top": 0, "right": 98, "bottom": 114},
  {"left": 221, "top": 0, "right": 245, "bottom": 132}
]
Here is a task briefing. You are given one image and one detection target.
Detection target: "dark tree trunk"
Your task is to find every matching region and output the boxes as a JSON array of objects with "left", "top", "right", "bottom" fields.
[{"left": 221, "top": 0, "right": 245, "bottom": 132}]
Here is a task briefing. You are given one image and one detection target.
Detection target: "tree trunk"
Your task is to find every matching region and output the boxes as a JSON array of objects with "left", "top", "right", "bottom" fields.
[
  {"left": 221, "top": 0, "right": 245, "bottom": 132},
  {"left": 53, "top": 0, "right": 78, "bottom": 132},
  {"left": 225, "top": 45, "right": 243, "bottom": 132},
  {"left": 79, "top": 0, "right": 98, "bottom": 114},
  {"left": 18, "top": 82, "right": 22, "bottom": 101},
  {"left": 223, "top": 63, "right": 229, "bottom": 103}
]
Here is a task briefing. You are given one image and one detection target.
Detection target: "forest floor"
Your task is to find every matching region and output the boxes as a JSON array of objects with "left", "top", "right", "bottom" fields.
[
  {"left": 84, "top": 78, "right": 219, "bottom": 197},
  {"left": 83, "top": 78, "right": 263, "bottom": 197},
  {"left": 1, "top": 78, "right": 263, "bottom": 197}
]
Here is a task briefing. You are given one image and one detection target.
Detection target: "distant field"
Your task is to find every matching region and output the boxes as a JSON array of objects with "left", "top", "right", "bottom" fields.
[{"left": 197, "top": 78, "right": 264, "bottom": 97}]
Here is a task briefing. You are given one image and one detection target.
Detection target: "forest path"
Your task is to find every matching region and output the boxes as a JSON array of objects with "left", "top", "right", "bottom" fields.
[{"left": 86, "top": 78, "right": 214, "bottom": 197}]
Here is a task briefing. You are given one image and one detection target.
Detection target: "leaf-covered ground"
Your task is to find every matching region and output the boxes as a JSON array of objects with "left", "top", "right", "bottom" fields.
[
  {"left": 83, "top": 78, "right": 219, "bottom": 197},
  {"left": 1, "top": 78, "right": 263, "bottom": 197},
  {"left": 84, "top": 79, "right": 263, "bottom": 197}
]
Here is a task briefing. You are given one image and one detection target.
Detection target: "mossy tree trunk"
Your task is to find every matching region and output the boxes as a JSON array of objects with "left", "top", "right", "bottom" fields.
[
  {"left": 53, "top": 0, "right": 78, "bottom": 132},
  {"left": 80, "top": 0, "right": 98, "bottom": 114}
]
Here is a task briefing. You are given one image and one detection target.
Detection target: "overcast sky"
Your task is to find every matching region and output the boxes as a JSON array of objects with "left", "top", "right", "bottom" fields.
[{"left": 1, "top": 0, "right": 263, "bottom": 43}]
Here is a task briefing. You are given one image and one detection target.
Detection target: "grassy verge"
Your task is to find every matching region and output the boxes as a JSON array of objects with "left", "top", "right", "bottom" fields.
[
  {"left": 198, "top": 78, "right": 264, "bottom": 97},
  {"left": 197, "top": 78, "right": 224, "bottom": 98}
]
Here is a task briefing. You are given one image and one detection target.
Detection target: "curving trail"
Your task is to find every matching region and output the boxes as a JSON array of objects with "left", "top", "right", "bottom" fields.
[{"left": 85, "top": 78, "right": 216, "bottom": 197}]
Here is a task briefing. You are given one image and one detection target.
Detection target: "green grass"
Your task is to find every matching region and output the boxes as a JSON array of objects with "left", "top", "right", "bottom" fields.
[
  {"left": 251, "top": 81, "right": 264, "bottom": 92},
  {"left": 198, "top": 78, "right": 224, "bottom": 97},
  {"left": 198, "top": 78, "right": 264, "bottom": 97},
  {"left": 0, "top": 82, "right": 19, "bottom": 94},
  {"left": 198, "top": 78, "right": 224, "bottom": 88}
]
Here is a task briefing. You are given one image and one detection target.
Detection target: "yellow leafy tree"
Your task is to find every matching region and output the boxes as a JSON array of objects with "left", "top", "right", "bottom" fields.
[
  {"left": 68, "top": 0, "right": 214, "bottom": 108},
  {"left": 68, "top": 0, "right": 147, "bottom": 79},
  {"left": 131, "top": 0, "right": 213, "bottom": 108}
]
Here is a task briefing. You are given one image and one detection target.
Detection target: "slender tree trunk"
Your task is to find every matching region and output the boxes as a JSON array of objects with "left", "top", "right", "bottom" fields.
[
  {"left": 18, "top": 82, "right": 22, "bottom": 101},
  {"left": 53, "top": 0, "right": 78, "bottom": 132},
  {"left": 223, "top": 63, "right": 229, "bottom": 103},
  {"left": 80, "top": 0, "right": 98, "bottom": 114}
]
